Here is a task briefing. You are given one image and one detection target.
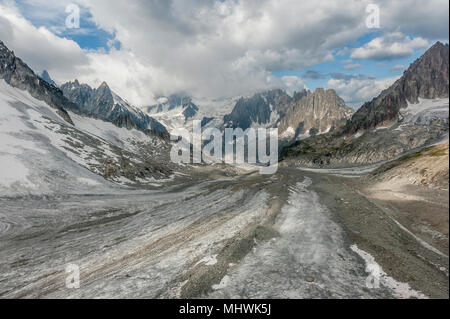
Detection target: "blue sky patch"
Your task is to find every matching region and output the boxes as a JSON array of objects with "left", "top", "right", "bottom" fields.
[
  {"left": 273, "top": 31, "right": 428, "bottom": 92},
  {"left": 15, "top": 0, "right": 118, "bottom": 51}
]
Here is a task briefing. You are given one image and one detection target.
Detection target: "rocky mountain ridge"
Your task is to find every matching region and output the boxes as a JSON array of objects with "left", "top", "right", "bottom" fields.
[
  {"left": 278, "top": 88, "right": 354, "bottom": 138},
  {"left": 0, "top": 40, "right": 74, "bottom": 125},
  {"left": 223, "top": 89, "right": 293, "bottom": 130},
  {"left": 343, "top": 41, "right": 449, "bottom": 134},
  {"left": 222, "top": 87, "right": 353, "bottom": 142},
  {"left": 1, "top": 40, "right": 168, "bottom": 138},
  {"left": 280, "top": 42, "right": 449, "bottom": 167},
  {"left": 61, "top": 80, "right": 168, "bottom": 136}
]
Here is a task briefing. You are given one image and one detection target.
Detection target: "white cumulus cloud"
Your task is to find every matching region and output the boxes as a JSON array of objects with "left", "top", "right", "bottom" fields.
[
  {"left": 280, "top": 76, "right": 307, "bottom": 95},
  {"left": 351, "top": 32, "right": 429, "bottom": 60},
  {"left": 1, "top": 0, "right": 448, "bottom": 106},
  {"left": 327, "top": 76, "right": 399, "bottom": 108}
]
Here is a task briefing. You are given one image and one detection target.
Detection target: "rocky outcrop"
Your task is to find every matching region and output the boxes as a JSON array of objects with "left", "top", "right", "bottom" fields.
[
  {"left": 183, "top": 102, "right": 199, "bottom": 119},
  {"left": 222, "top": 88, "right": 352, "bottom": 137},
  {"left": 0, "top": 40, "right": 74, "bottom": 124},
  {"left": 61, "top": 80, "right": 168, "bottom": 136},
  {"left": 278, "top": 88, "right": 354, "bottom": 137},
  {"left": 223, "top": 89, "right": 293, "bottom": 129},
  {"left": 343, "top": 42, "right": 449, "bottom": 134}
]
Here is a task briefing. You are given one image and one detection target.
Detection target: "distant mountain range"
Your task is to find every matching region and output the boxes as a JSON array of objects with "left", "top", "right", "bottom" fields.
[
  {"left": 2, "top": 32, "right": 350, "bottom": 144},
  {"left": 281, "top": 42, "right": 449, "bottom": 167},
  {"left": 0, "top": 40, "right": 167, "bottom": 138},
  {"left": 146, "top": 95, "right": 199, "bottom": 120},
  {"left": 222, "top": 88, "right": 354, "bottom": 140},
  {"left": 144, "top": 87, "right": 354, "bottom": 144},
  {"left": 2, "top": 38, "right": 448, "bottom": 172},
  {"left": 61, "top": 80, "right": 167, "bottom": 136},
  {"left": 0, "top": 39, "right": 180, "bottom": 193}
]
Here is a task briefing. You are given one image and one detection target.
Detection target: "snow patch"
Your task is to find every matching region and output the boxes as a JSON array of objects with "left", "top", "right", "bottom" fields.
[
  {"left": 212, "top": 275, "right": 230, "bottom": 290},
  {"left": 280, "top": 127, "right": 295, "bottom": 139},
  {"left": 196, "top": 254, "right": 218, "bottom": 266},
  {"left": 400, "top": 98, "right": 449, "bottom": 126},
  {"left": 77, "top": 177, "right": 101, "bottom": 186},
  {"left": 0, "top": 154, "right": 34, "bottom": 188},
  {"left": 350, "top": 244, "right": 428, "bottom": 299}
]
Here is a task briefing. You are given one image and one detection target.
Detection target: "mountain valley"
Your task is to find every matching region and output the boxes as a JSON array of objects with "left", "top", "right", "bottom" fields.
[{"left": 0, "top": 38, "right": 448, "bottom": 299}]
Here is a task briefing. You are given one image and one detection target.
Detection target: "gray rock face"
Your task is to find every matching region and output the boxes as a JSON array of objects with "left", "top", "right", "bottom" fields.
[
  {"left": 343, "top": 41, "right": 449, "bottom": 134},
  {"left": 222, "top": 88, "right": 352, "bottom": 140},
  {"left": 183, "top": 102, "right": 199, "bottom": 120},
  {"left": 61, "top": 80, "right": 168, "bottom": 136},
  {"left": 223, "top": 89, "right": 293, "bottom": 129},
  {"left": 278, "top": 88, "right": 354, "bottom": 137},
  {"left": 0, "top": 40, "right": 74, "bottom": 125},
  {"left": 201, "top": 116, "right": 214, "bottom": 127}
]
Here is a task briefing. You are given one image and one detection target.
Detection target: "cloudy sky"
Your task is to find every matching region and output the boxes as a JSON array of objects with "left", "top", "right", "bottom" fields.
[{"left": 0, "top": 0, "right": 448, "bottom": 107}]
